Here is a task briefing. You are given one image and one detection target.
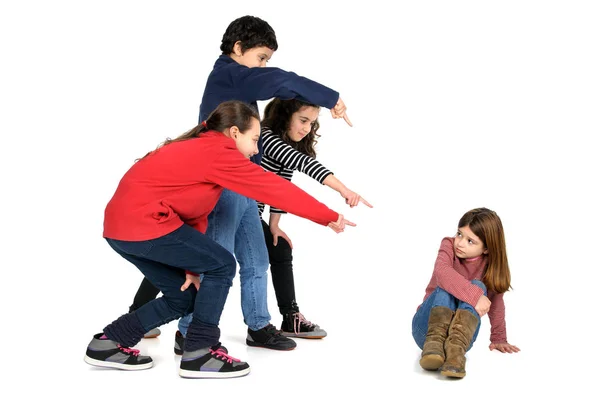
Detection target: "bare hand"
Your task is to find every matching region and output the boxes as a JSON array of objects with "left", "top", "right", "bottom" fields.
[
  {"left": 270, "top": 224, "right": 293, "bottom": 249},
  {"left": 489, "top": 342, "right": 521, "bottom": 353},
  {"left": 327, "top": 214, "right": 356, "bottom": 233},
  {"left": 474, "top": 295, "right": 491, "bottom": 317},
  {"left": 330, "top": 97, "right": 352, "bottom": 127},
  {"left": 340, "top": 188, "right": 373, "bottom": 208},
  {"left": 180, "top": 273, "right": 200, "bottom": 291}
]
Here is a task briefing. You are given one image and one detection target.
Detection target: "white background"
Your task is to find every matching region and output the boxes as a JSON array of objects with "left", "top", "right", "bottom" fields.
[{"left": 1, "top": 0, "right": 598, "bottom": 396}]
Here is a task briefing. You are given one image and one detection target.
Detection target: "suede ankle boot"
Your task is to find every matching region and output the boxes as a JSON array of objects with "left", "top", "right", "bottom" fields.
[
  {"left": 419, "top": 306, "right": 454, "bottom": 370},
  {"left": 441, "top": 309, "right": 479, "bottom": 378}
]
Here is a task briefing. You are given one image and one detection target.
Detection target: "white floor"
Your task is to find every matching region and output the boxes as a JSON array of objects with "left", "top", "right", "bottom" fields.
[{"left": 2, "top": 1, "right": 598, "bottom": 396}]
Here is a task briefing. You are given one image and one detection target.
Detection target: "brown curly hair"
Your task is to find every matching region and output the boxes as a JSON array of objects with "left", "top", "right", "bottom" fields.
[{"left": 261, "top": 98, "right": 321, "bottom": 158}]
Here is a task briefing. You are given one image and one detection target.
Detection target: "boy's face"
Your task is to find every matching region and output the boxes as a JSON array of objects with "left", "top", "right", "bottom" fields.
[{"left": 232, "top": 43, "right": 274, "bottom": 68}]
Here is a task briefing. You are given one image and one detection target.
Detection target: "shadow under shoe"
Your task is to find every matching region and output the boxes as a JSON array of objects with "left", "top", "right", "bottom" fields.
[
  {"left": 419, "top": 306, "right": 454, "bottom": 370},
  {"left": 84, "top": 333, "right": 153, "bottom": 370},
  {"left": 440, "top": 309, "right": 479, "bottom": 378}
]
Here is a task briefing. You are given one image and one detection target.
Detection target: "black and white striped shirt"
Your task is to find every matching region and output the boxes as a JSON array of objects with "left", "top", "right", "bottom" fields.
[{"left": 258, "top": 127, "right": 333, "bottom": 216}]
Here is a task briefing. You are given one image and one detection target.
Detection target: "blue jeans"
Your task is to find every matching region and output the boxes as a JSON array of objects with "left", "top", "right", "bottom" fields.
[
  {"left": 178, "top": 189, "right": 271, "bottom": 334},
  {"left": 105, "top": 224, "right": 236, "bottom": 349},
  {"left": 412, "top": 280, "right": 485, "bottom": 351}
]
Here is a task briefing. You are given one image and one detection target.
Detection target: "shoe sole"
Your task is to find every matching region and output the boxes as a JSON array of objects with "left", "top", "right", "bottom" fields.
[
  {"left": 246, "top": 340, "right": 296, "bottom": 350},
  {"left": 281, "top": 332, "right": 327, "bottom": 339},
  {"left": 84, "top": 355, "right": 153, "bottom": 371},
  {"left": 441, "top": 369, "right": 466, "bottom": 378},
  {"left": 143, "top": 330, "right": 161, "bottom": 339},
  {"left": 179, "top": 367, "right": 251, "bottom": 379},
  {"left": 419, "top": 354, "right": 444, "bottom": 370}
]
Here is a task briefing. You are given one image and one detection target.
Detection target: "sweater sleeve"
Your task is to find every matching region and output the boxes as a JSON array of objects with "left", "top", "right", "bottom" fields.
[
  {"left": 234, "top": 67, "right": 339, "bottom": 109},
  {"left": 262, "top": 131, "right": 334, "bottom": 183},
  {"left": 488, "top": 292, "right": 508, "bottom": 344},
  {"left": 432, "top": 238, "right": 485, "bottom": 307},
  {"left": 206, "top": 144, "right": 338, "bottom": 226}
]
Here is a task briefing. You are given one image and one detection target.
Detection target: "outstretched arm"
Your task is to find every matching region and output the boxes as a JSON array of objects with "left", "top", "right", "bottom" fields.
[{"left": 235, "top": 66, "right": 352, "bottom": 126}]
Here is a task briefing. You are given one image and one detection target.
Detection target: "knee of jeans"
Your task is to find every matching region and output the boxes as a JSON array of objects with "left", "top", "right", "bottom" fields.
[
  {"left": 470, "top": 280, "right": 487, "bottom": 295},
  {"left": 218, "top": 258, "right": 236, "bottom": 281},
  {"left": 168, "top": 287, "right": 196, "bottom": 316},
  {"left": 433, "top": 286, "right": 449, "bottom": 295}
]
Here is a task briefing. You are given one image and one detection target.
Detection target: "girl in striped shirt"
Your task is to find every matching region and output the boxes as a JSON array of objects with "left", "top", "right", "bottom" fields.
[
  {"left": 413, "top": 208, "right": 520, "bottom": 379},
  {"left": 259, "top": 98, "right": 373, "bottom": 338}
]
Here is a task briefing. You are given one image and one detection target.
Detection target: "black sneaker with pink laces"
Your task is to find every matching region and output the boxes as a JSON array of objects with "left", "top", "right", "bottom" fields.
[
  {"left": 84, "top": 333, "right": 153, "bottom": 370},
  {"left": 179, "top": 344, "right": 250, "bottom": 378}
]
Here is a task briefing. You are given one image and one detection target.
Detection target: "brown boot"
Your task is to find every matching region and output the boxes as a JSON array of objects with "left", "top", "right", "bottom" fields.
[
  {"left": 440, "top": 309, "right": 479, "bottom": 378},
  {"left": 419, "top": 306, "right": 454, "bottom": 370}
]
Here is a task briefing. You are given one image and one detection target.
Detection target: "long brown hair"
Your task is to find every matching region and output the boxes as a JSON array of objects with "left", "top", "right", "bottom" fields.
[
  {"left": 261, "top": 98, "right": 321, "bottom": 158},
  {"left": 458, "top": 208, "right": 512, "bottom": 294},
  {"left": 139, "top": 100, "right": 259, "bottom": 159}
]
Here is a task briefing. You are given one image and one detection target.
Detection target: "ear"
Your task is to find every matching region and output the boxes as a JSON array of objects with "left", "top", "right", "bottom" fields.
[
  {"left": 233, "top": 41, "right": 243, "bottom": 57},
  {"left": 230, "top": 125, "right": 241, "bottom": 139},
  {"left": 483, "top": 248, "right": 488, "bottom": 255}
]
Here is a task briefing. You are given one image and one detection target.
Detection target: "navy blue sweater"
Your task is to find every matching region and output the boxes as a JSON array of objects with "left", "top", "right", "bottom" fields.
[{"left": 199, "top": 55, "right": 339, "bottom": 164}]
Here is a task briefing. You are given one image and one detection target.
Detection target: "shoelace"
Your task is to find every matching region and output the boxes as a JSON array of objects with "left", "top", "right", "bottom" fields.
[
  {"left": 210, "top": 347, "right": 240, "bottom": 364},
  {"left": 117, "top": 344, "right": 140, "bottom": 356},
  {"left": 293, "top": 312, "right": 314, "bottom": 335}
]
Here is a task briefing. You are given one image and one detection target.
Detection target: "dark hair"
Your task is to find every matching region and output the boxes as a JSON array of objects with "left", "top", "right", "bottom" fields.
[
  {"left": 220, "top": 15, "right": 278, "bottom": 54},
  {"left": 140, "top": 101, "right": 259, "bottom": 159},
  {"left": 458, "top": 208, "right": 512, "bottom": 293},
  {"left": 262, "top": 98, "right": 321, "bottom": 158}
]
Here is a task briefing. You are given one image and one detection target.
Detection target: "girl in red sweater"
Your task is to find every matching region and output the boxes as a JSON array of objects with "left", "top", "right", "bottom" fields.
[
  {"left": 412, "top": 208, "right": 519, "bottom": 379},
  {"left": 84, "top": 100, "right": 353, "bottom": 379}
]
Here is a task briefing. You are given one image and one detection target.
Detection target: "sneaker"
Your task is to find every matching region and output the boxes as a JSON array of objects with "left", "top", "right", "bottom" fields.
[
  {"left": 246, "top": 324, "right": 297, "bottom": 350},
  {"left": 84, "top": 333, "right": 153, "bottom": 370},
  {"left": 143, "top": 328, "right": 161, "bottom": 339},
  {"left": 174, "top": 330, "right": 185, "bottom": 355},
  {"left": 179, "top": 344, "right": 250, "bottom": 378},
  {"left": 281, "top": 312, "right": 327, "bottom": 339},
  {"left": 174, "top": 330, "right": 228, "bottom": 356}
]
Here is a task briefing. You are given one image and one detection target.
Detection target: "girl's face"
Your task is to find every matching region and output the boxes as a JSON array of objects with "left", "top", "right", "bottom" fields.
[
  {"left": 230, "top": 118, "right": 260, "bottom": 158},
  {"left": 286, "top": 106, "right": 319, "bottom": 142},
  {"left": 454, "top": 225, "right": 488, "bottom": 259}
]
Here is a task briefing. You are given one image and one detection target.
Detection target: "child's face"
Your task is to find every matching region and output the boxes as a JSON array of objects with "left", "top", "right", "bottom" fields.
[
  {"left": 454, "top": 226, "right": 488, "bottom": 259},
  {"left": 233, "top": 44, "right": 274, "bottom": 68},
  {"left": 230, "top": 118, "right": 261, "bottom": 158},
  {"left": 286, "top": 106, "right": 319, "bottom": 142}
]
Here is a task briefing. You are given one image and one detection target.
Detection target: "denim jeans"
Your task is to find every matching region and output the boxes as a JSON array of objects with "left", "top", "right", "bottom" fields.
[
  {"left": 412, "top": 280, "right": 486, "bottom": 351},
  {"left": 105, "top": 224, "right": 236, "bottom": 350},
  {"left": 178, "top": 189, "right": 271, "bottom": 334}
]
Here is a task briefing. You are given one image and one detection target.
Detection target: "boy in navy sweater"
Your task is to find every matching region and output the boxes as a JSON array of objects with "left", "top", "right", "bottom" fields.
[{"left": 129, "top": 15, "right": 352, "bottom": 351}]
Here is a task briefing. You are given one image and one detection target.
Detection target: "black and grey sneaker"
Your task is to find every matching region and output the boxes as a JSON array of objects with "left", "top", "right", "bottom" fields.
[
  {"left": 281, "top": 312, "right": 327, "bottom": 339},
  {"left": 246, "top": 324, "right": 297, "bottom": 350},
  {"left": 179, "top": 344, "right": 250, "bottom": 378},
  {"left": 84, "top": 333, "right": 153, "bottom": 370},
  {"left": 143, "top": 328, "right": 161, "bottom": 339},
  {"left": 174, "top": 330, "right": 185, "bottom": 355}
]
